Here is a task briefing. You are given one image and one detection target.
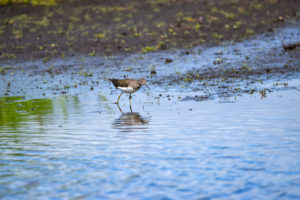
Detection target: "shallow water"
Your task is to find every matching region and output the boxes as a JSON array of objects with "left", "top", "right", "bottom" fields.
[
  {"left": 0, "top": 21, "right": 299, "bottom": 99},
  {"left": 1, "top": 86, "right": 300, "bottom": 199},
  {"left": 1, "top": 22, "right": 300, "bottom": 199}
]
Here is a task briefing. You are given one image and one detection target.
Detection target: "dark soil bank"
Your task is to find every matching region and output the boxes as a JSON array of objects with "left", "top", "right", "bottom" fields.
[{"left": 0, "top": 0, "right": 299, "bottom": 61}]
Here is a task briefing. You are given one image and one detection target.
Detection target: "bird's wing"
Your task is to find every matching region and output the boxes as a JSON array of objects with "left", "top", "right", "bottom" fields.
[{"left": 116, "top": 79, "right": 131, "bottom": 88}]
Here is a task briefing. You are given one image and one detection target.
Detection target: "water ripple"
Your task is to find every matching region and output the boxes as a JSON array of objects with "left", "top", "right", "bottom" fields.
[{"left": 1, "top": 90, "right": 300, "bottom": 199}]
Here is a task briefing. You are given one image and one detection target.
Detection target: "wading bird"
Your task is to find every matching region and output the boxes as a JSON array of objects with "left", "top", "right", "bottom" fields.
[{"left": 109, "top": 78, "right": 150, "bottom": 104}]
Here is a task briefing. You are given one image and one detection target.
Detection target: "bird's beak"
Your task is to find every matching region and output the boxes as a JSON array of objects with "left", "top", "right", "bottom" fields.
[{"left": 145, "top": 84, "right": 150, "bottom": 89}]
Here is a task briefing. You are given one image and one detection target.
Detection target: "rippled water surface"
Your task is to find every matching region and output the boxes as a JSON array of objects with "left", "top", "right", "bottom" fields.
[
  {"left": 1, "top": 22, "right": 300, "bottom": 199},
  {"left": 1, "top": 88, "right": 300, "bottom": 199}
]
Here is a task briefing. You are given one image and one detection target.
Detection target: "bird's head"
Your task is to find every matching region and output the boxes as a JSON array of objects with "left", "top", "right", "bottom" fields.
[{"left": 140, "top": 78, "right": 150, "bottom": 89}]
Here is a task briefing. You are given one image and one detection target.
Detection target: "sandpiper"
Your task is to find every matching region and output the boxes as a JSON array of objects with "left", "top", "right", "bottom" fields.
[{"left": 109, "top": 78, "right": 150, "bottom": 104}]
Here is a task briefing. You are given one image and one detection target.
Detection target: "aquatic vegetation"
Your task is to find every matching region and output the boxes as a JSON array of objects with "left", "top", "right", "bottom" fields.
[
  {"left": 64, "top": 85, "right": 71, "bottom": 89},
  {"left": 213, "top": 57, "right": 223, "bottom": 65},
  {"left": 12, "top": 29, "right": 23, "bottom": 39},
  {"left": 125, "top": 67, "right": 133, "bottom": 72},
  {"left": 183, "top": 16, "right": 196, "bottom": 23},
  {"left": 2, "top": 0, "right": 57, "bottom": 5},
  {"left": 212, "top": 33, "right": 223, "bottom": 40},
  {"left": 141, "top": 46, "right": 157, "bottom": 54},
  {"left": 0, "top": 66, "right": 7, "bottom": 75},
  {"left": 194, "top": 24, "right": 201, "bottom": 31},
  {"left": 0, "top": 53, "right": 16, "bottom": 59},
  {"left": 134, "top": 32, "right": 141, "bottom": 37},
  {"left": 80, "top": 71, "right": 93, "bottom": 77},
  {"left": 246, "top": 28, "right": 254, "bottom": 36},
  {"left": 0, "top": 25, "right": 5, "bottom": 35},
  {"left": 88, "top": 50, "right": 96, "bottom": 56},
  {"left": 7, "top": 14, "right": 32, "bottom": 26},
  {"left": 94, "top": 33, "right": 105, "bottom": 39},
  {"left": 233, "top": 21, "right": 244, "bottom": 29},
  {"left": 253, "top": 3, "right": 263, "bottom": 10},
  {"left": 35, "top": 17, "right": 49, "bottom": 27},
  {"left": 259, "top": 88, "right": 267, "bottom": 98}
]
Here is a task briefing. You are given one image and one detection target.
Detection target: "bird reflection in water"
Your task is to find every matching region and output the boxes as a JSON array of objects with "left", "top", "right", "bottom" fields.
[{"left": 112, "top": 104, "right": 149, "bottom": 131}]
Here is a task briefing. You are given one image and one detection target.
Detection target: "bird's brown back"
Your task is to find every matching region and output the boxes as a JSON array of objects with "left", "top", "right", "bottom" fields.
[{"left": 109, "top": 78, "right": 142, "bottom": 90}]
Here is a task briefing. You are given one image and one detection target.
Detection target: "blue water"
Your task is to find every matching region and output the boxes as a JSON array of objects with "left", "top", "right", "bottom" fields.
[
  {"left": 1, "top": 22, "right": 300, "bottom": 199},
  {"left": 1, "top": 88, "right": 300, "bottom": 199}
]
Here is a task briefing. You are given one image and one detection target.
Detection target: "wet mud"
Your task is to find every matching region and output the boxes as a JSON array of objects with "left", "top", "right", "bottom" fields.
[
  {"left": 0, "top": 0, "right": 299, "bottom": 60},
  {"left": 1, "top": 21, "right": 299, "bottom": 103}
]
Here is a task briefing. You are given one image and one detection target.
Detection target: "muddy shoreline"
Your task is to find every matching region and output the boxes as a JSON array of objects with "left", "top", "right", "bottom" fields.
[
  {"left": 0, "top": 0, "right": 300, "bottom": 102},
  {"left": 0, "top": 0, "right": 299, "bottom": 61},
  {"left": 0, "top": 21, "right": 299, "bottom": 102}
]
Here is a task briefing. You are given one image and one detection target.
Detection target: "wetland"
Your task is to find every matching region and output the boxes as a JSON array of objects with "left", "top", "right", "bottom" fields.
[{"left": 1, "top": 0, "right": 300, "bottom": 199}]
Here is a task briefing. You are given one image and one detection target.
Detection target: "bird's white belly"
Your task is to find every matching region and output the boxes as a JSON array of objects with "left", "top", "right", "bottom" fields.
[{"left": 118, "top": 86, "right": 136, "bottom": 93}]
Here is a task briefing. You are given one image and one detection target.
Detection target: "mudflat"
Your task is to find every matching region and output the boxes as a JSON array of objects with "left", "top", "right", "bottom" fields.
[{"left": 0, "top": 0, "right": 299, "bottom": 60}]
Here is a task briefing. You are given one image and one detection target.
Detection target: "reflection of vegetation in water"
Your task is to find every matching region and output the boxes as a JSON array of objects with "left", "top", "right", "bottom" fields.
[
  {"left": 97, "top": 94, "right": 113, "bottom": 112},
  {"left": 0, "top": 94, "right": 112, "bottom": 130},
  {"left": 0, "top": 96, "right": 53, "bottom": 129},
  {"left": 98, "top": 94, "right": 108, "bottom": 102}
]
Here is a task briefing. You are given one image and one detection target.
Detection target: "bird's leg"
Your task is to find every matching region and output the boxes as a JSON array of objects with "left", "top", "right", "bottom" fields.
[
  {"left": 116, "top": 103, "right": 123, "bottom": 113},
  {"left": 116, "top": 92, "right": 123, "bottom": 104},
  {"left": 129, "top": 94, "right": 133, "bottom": 112},
  {"left": 129, "top": 94, "right": 132, "bottom": 106}
]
